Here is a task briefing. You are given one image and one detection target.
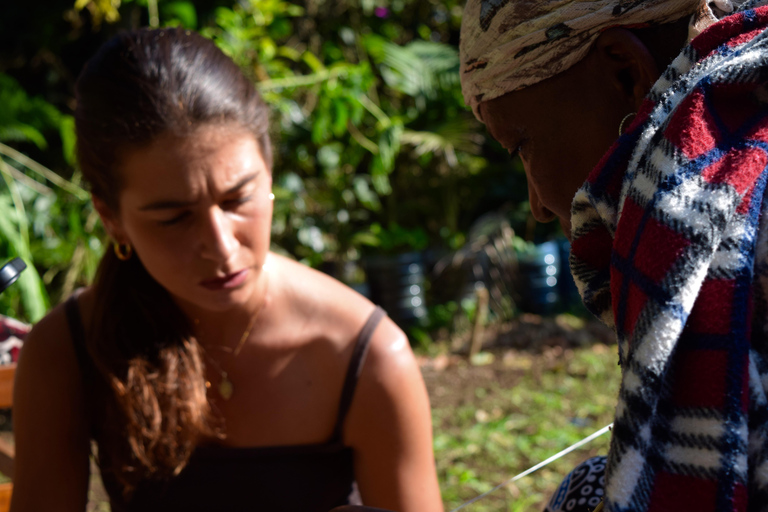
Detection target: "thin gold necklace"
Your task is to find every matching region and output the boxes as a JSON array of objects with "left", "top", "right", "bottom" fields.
[{"left": 199, "top": 274, "right": 269, "bottom": 400}]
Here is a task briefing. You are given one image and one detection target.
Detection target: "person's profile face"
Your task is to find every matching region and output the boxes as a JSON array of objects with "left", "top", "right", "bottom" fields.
[
  {"left": 108, "top": 124, "right": 273, "bottom": 313},
  {"left": 480, "top": 54, "right": 628, "bottom": 238}
]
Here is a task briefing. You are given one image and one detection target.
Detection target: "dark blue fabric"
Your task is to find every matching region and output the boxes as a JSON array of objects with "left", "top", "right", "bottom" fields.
[{"left": 545, "top": 456, "right": 606, "bottom": 512}]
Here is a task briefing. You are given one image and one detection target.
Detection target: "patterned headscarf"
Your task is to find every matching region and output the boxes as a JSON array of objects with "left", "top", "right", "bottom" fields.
[{"left": 459, "top": 0, "right": 739, "bottom": 119}]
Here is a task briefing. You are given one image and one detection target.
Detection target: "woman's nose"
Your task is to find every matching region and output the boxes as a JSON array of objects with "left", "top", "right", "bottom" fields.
[{"left": 199, "top": 207, "right": 239, "bottom": 262}]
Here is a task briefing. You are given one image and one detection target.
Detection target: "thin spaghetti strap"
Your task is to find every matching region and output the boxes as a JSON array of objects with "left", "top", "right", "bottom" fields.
[
  {"left": 64, "top": 293, "right": 92, "bottom": 376},
  {"left": 332, "top": 306, "right": 387, "bottom": 441},
  {"left": 64, "top": 292, "right": 96, "bottom": 435}
]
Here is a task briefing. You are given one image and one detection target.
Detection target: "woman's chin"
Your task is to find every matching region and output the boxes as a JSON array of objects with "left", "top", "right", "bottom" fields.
[{"left": 171, "top": 286, "right": 252, "bottom": 316}]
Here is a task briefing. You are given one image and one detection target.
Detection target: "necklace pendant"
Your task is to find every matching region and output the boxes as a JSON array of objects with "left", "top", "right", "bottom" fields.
[{"left": 219, "top": 372, "right": 234, "bottom": 400}]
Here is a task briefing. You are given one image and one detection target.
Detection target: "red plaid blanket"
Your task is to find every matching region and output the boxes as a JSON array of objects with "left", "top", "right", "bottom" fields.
[
  {"left": 0, "top": 314, "right": 28, "bottom": 365},
  {"left": 570, "top": 2, "right": 768, "bottom": 511}
]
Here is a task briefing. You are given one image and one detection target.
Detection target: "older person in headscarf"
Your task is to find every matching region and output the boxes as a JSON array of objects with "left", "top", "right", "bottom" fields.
[{"left": 461, "top": 1, "right": 768, "bottom": 511}]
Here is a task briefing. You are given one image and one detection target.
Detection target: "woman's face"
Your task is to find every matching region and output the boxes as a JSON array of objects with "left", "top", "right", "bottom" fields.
[
  {"left": 104, "top": 124, "right": 273, "bottom": 313},
  {"left": 479, "top": 50, "right": 633, "bottom": 238}
]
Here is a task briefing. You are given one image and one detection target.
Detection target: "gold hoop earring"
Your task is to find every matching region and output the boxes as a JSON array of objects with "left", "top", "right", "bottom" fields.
[
  {"left": 619, "top": 112, "right": 637, "bottom": 136},
  {"left": 114, "top": 242, "right": 133, "bottom": 261}
]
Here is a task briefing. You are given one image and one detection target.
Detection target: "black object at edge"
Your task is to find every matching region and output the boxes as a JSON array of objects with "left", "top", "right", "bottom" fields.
[{"left": 0, "top": 258, "right": 26, "bottom": 294}]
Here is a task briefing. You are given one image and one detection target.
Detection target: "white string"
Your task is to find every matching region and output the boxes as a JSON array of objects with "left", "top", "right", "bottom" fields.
[{"left": 449, "top": 423, "right": 613, "bottom": 512}]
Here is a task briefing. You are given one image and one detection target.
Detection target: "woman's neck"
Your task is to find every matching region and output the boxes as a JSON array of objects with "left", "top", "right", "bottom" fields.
[{"left": 178, "top": 256, "right": 274, "bottom": 350}]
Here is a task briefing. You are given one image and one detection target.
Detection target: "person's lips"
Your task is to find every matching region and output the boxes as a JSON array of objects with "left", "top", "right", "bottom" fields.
[{"left": 199, "top": 269, "right": 249, "bottom": 290}]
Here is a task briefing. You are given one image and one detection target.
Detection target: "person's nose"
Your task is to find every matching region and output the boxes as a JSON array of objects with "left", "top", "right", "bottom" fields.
[
  {"left": 527, "top": 182, "right": 557, "bottom": 223},
  {"left": 199, "top": 207, "right": 239, "bottom": 263},
  {"left": 519, "top": 156, "right": 557, "bottom": 223}
]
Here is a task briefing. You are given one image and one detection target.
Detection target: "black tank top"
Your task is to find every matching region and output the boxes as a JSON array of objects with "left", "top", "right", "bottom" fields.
[{"left": 65, "top": 296, "right": 386, "bottom": 512}]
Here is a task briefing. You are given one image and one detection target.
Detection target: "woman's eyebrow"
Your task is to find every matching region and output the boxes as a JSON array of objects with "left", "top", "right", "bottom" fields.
[
  {"left": 223, "top": 173, "right": 257, "bottom": 195},
  {"left": 139, "top": 198, "right": 197, "bottom": 211},
  {"left": 138, "top": 174, "right": 258, "bottom": 211}
]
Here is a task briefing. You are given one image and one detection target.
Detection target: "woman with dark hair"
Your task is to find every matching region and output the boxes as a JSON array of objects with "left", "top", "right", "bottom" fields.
[
  {"left": 10, "top": 28, "right": 442, "bottom": 512},
  {"left": 460, "top": 0, "right": 768, "bottom": 511}
]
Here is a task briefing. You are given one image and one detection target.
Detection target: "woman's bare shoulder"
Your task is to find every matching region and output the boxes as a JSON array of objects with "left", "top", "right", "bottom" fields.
[
  {"left": 357, "top": 312, "right": 414, "bottom": 389},
  {"left": 271, "top": 253, "right": 377, "bottom": 340},
  {"left": 339, "top": 297, "right": 442, "bottom": 510},
  {"left": 12, "top": 291, "right": 93, "bottom": 512},
  {"left": 16, "top": 288, "right": 95, "bottom": 388}
]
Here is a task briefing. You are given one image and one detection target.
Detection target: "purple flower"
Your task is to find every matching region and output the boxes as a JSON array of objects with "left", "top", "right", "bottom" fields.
[{"left": 374, "top": 7, "right": 389, "bottom": 18}]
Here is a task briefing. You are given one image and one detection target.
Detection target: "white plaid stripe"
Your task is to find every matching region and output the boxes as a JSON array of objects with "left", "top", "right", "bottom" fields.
[
  {"left": 570, "top": 4, "right": 768, "bottom": 510},
  {"left": 605, "top": 447, "right": 647, "bottom": 508},
  {"left": 654, "top": 180, "right": 739, "bottom": 236},
  {"left": 670, "top": 415, "right": 726, "bottom": 437}
]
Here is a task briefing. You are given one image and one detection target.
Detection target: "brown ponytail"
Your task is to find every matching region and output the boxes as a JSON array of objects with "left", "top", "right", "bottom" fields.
[
  {"left": 88, "top": 246, "right": 215, "bottom": 492},
  {"left": 74, "top": 27, "right": 271, "bottom": 492}
]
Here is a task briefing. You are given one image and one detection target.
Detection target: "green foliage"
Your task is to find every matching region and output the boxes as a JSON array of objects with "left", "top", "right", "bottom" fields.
[
  {"left": 0, "top": 0, "right": 531, "bottom": 323},
  {"left": 0, "top": 73, "right": 99, "bottom": 322},
  {"left": 200, "top": 0, "right": 483, "bottom": 267},
  {"left": 0, "top": 183, "right": 48, "bottom": 321},
  {"left": 0, "top": 75, "right": 65, "bottom": 152},
  {"left": 202, "top": 0, "right": 305, "bottom": 77},
  {"left": 74, "top": 0, "right": 122, "bottom": 26},
  {"left": 355, "top": 222, "right": 429, "bottom": 253},
  {"left": 161, "top": 2, "right": 197, "bottom": 28},
  {"left": 433, "top": 345, "right": 619, "bottom": 511}
]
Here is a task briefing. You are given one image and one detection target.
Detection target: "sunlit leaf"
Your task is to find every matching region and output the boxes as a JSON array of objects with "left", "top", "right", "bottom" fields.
[
  {"left": 302, "top": 52, "right": 325, "bottom": 73},
  {"left": 59, "top": 116, "right": 76, "bottom": 166},
  {"left": 161, "top": 1, "right": 198, "bottom": 28},
  {"left": 352, "top": 176, "right": 381, "bottom": 211}
]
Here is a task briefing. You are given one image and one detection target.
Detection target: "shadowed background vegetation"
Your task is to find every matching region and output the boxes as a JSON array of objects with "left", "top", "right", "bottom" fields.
[
  {"left": 0, "top": 2, "right": 617, "bottom": 510},
  {"left": 0, "top": 0, "right": 543, "bottom": 326}
]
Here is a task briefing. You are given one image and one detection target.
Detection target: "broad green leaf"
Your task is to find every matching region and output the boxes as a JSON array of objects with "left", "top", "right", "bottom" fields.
[
  {"left": 59, "top": 116, "right": 76, "bottom": 165},
  {"left": 161, "top": 1, "right": 198, "bottom": 28},
  {"left": 331, "top": 101, "right": 349, "bottom": 138},
  {"left": 352, "top": 176, "right": 381, "bottom": 211},
  {"left": 350, "top": 232, "right": 381, "bottom": 247},
  {"left": 302, "top": 52, "right": 325, "bottom": 73}
]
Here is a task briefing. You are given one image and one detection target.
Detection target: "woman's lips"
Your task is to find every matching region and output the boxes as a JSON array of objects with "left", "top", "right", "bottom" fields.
[{"left": 199, "top": 269, "right": 249, "bottom": 290}]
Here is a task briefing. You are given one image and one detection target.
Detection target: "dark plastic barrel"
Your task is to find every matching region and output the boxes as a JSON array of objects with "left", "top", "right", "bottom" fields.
[
  {"left": 364, "top": 252, "right": 427, "bottom": 329},
  {"left": 517, "top": 241, "right": 560, "bottom": 314},
  {"left": 557, "top": 238, "right": 582, "bottom": 310}
]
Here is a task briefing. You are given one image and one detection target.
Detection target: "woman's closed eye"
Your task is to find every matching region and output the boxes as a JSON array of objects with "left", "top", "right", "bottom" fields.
[
  {"left": 221, "top": 194, "right": 253, "bottom": 210},
  {"left": 158, "top": 211, "right": 192, "bottom": 226},
  {"left": 156, "top": 193, "right": 255, "bottom": 226}
]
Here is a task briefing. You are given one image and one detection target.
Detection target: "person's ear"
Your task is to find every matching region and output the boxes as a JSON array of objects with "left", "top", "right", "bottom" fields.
[
  {"left": 592, "top": 28, "right": 660, "bottom": 111},
  {"left": 92, "top": 195, "right": 130, "bottom": 245}
]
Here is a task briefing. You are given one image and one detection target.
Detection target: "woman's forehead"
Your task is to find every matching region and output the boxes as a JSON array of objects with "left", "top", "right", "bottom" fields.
[{"left": 118, "top": 127, "right": 266, "bottom": 200}]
